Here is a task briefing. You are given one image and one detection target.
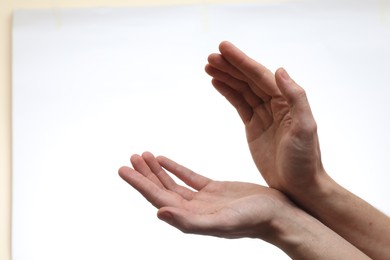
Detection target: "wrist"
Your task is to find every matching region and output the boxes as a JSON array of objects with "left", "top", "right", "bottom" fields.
[
  {"left": 288, "top": 169, "right": 336, "bottom": 209},
  {"left": 266, "top": 203, "right": 370, "bottom": 260},
  {"left": 290, "top": 171, "right": 390, "bottom": 259},
  {"left": 266, "top": 204, "right": 308, "bottom": 251},
  {"left": 265, "top": 203, "right": 320, "bottom": 259}
]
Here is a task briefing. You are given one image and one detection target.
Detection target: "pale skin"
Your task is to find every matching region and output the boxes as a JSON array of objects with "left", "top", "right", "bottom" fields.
[
  {"left": 204, "top": 41, "right": 390, "bottom": 259},
  {"left": 119, "top": 152, "right": 369, "bottom": 259},
  {"left": 119, "top": 41, "right": 390, "bottom": 258}
]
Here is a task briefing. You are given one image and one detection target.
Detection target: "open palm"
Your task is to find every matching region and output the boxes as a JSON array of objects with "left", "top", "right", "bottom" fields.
[{"left": 119, "top": 152, "right": 293, "bottom": 239}]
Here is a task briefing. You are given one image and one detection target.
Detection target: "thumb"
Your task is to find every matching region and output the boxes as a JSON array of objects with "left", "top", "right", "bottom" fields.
[
  {"left": 275, "top": 68, "right": 317, "bottom": 133},
  {"left": 275, "top": 67, "right": 307, "bottom": 107},
  {"left": 157, "top": 207, "right": 220, "bottom": 236}
]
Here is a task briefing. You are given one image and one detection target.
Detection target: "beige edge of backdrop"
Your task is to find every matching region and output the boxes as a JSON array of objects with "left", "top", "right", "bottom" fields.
[{"left": 0, "top": 0, "right": 292, "bottom": 259}]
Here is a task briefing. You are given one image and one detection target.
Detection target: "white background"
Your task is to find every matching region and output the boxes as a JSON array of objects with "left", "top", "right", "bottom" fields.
[{"left": 13, "top": 1, "right": 390, "bottom": 259}]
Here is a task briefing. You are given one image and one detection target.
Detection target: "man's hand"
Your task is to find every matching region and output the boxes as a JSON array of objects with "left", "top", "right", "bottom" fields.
[
  {"left": 118, "top": 152, "right": 292, "bottom": 240},
  {"left": 205, "top": 41, "right": 326, "bottom": 197},
  {"left": 119, "top": 152, "right": 369, "bottom": 260},
  {"left": 205, "top": 41, "right": 390, "bottom": 259}
]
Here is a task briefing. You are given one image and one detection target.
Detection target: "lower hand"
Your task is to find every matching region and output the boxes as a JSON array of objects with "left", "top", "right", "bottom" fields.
[{"left": 118, "top": 152, "right": 294, "bottom": 240}]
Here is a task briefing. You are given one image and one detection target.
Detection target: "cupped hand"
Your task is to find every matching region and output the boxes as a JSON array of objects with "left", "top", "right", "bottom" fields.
[
  {"left": 205, "top": 41, "right": 326, "bottom": 196},
  {"left": 119, "top": 152, "right": 294, "bottom": 240}
]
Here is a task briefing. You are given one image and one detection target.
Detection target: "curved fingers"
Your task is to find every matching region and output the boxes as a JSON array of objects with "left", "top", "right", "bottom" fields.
[
  {"left": 156, "top": 156, "right": 211, "bottom": 191},
  {"left": 205, "top": 64, "right": 263, "bottom": 109},
  {"left": 207, "top": 53, "right": 270, "bottom": 102},
  {"left": 218, "top": 41, "right": 281, "bottom": 98},
  {"left": 142, "top": 152, "right": 195, "bottom": 200},
  {"left": 130, "top": 154, "right": 164, "bottom": 188},
  {"left": 211, "top": 79, "right": 254, "bottom": 124},
  {"left": 207, "top": 53, "right": 250, "bottom": 83},
  {"left": 118, "top": 166, "right": 184, "bottom": 209}
]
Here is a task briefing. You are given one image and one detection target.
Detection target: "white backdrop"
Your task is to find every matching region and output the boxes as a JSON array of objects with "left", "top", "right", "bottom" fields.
[{"left": 13, "top": 1, "right": 390, "bottom": 259}]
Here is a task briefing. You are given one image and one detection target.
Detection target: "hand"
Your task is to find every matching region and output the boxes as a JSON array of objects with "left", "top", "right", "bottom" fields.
[
  {"left": 205, "top": 41, "right": 326, "bottom": 197},
  {"left": 205, "top": 42, "right": 390, "bottom": 259},
  {"left": 119, "top": 152, "right": 370, "bottom": 260},
  {"left": 118, "top": 152, "right": 293, "bottom": 240}
]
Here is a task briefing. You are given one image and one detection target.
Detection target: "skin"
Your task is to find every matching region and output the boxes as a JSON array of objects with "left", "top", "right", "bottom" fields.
[
  {"left": 204, "top": 42, "right": 323, "bottom": 195},
  {"left": 119, "top": 152, "right": 369, "bottom": 260},
  {"left": 205, "top": 41, "right": 390, "bottom": 259}
]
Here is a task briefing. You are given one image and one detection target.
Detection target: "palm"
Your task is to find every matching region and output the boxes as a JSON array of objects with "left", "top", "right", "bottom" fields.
[
  {"left": 119, "top": 152, "right": 290, "bottom": 239},
  {"left": 206, "top": 41, "right": 323, "bottom": 193},
  {"left": 184, "top": 180, "right": 285, "bottom": 238},
  {"left": 245, "top": 97, "right": 291, "bottom": 187},
  {"left": 247, "top": 96, "right": 323, "bottom": 194}
]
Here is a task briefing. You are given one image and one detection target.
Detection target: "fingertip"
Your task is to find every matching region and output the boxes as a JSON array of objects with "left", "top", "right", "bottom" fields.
[
  {"left": 218, "top": 40, "right": 233, "bottom": 52},
  {"left": 130, "top": 153, "right": 147, "bottom": 170},
  {"left": 205, "top": 64, "right": 223, "bottom": 79},
  {"left": 275, "top": 67, "right": 290, "bottom": 81},
  {"left": 275, "top": 67, "right": 297, "bottom": 101},
  {"left": 275, "top": 69, "right": 316, "bottom": 129},
  {"left": 118, "top": 166, "right": 131, "bottom": 179},
  {"left": 156, "top": 155, "right": 166, "bottom": 163},
  {"left": 157, "top": 208, "right": 174, "bottom": 222},
  {"left": 156, "top": 155, "right": 173, "bottom": 169},
  {"left": 211, "top": 79, "right": 229, "bottom": 94},
  {"left": 207, "top": 54, "right": 227, "bottom": 70},
  {"left": 207, "top": 53, "right": 220, "bottom": 63},
  {"left": 157, "top": 208, "right": 191, "bottom": 233},
  {"left": 142, "top": 151, "right": 155, "bottom": 160},
  {"left": 204, "top": 64, "right": 214, "bottom": 76},
  {"left": 130, "top": 153, "right": 140, "bottom": 163}
]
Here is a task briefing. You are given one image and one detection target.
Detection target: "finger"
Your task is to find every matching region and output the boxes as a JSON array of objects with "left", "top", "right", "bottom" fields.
[
  {"left": 218, "top": 41, "right": 281, "bottom": 97},
  {"left": 211, "top": 79, "right": 254, "bottom": 124},
  {"left": 156, "top": 156, "right": 211, "bottom": 191},
  {"left": 205, "top": 64, "right": 264, "bottom": 109},
  {"left": 157, "top": 207, "right": 225, "bottom": 237},
  {"left": 118, "top": 166, "right": 183, "bottom": 209},
  {"left": 207, "top": 53, "right": 270, "bottom": 101},
  {"left": 207, "top": 53, "right": 249, "bottom": 83},
  {"left": 275, "top": 68, "right": 317, "bottom": 133},
  {"left": 142, "top": 152, "right": 195, "bottom": 200},
  {"left": 130, "top": 154, "right": 164, "bottom": 189}
]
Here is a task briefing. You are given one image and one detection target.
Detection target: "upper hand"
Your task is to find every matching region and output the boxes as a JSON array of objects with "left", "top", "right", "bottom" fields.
[
  {"left": 118, "top": 152, "right": 293, "bottom": 240},
  {"left": 205, "top": 41, "right": 327, "bottom": 197}
]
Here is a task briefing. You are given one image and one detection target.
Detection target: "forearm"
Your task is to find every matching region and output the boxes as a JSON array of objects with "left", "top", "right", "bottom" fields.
[
  {"left": 293, "top": 174, "right": 390, "bottom": 260},
  {"left": 267, "top": 205, "right": 370, "bottom": 260}
]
